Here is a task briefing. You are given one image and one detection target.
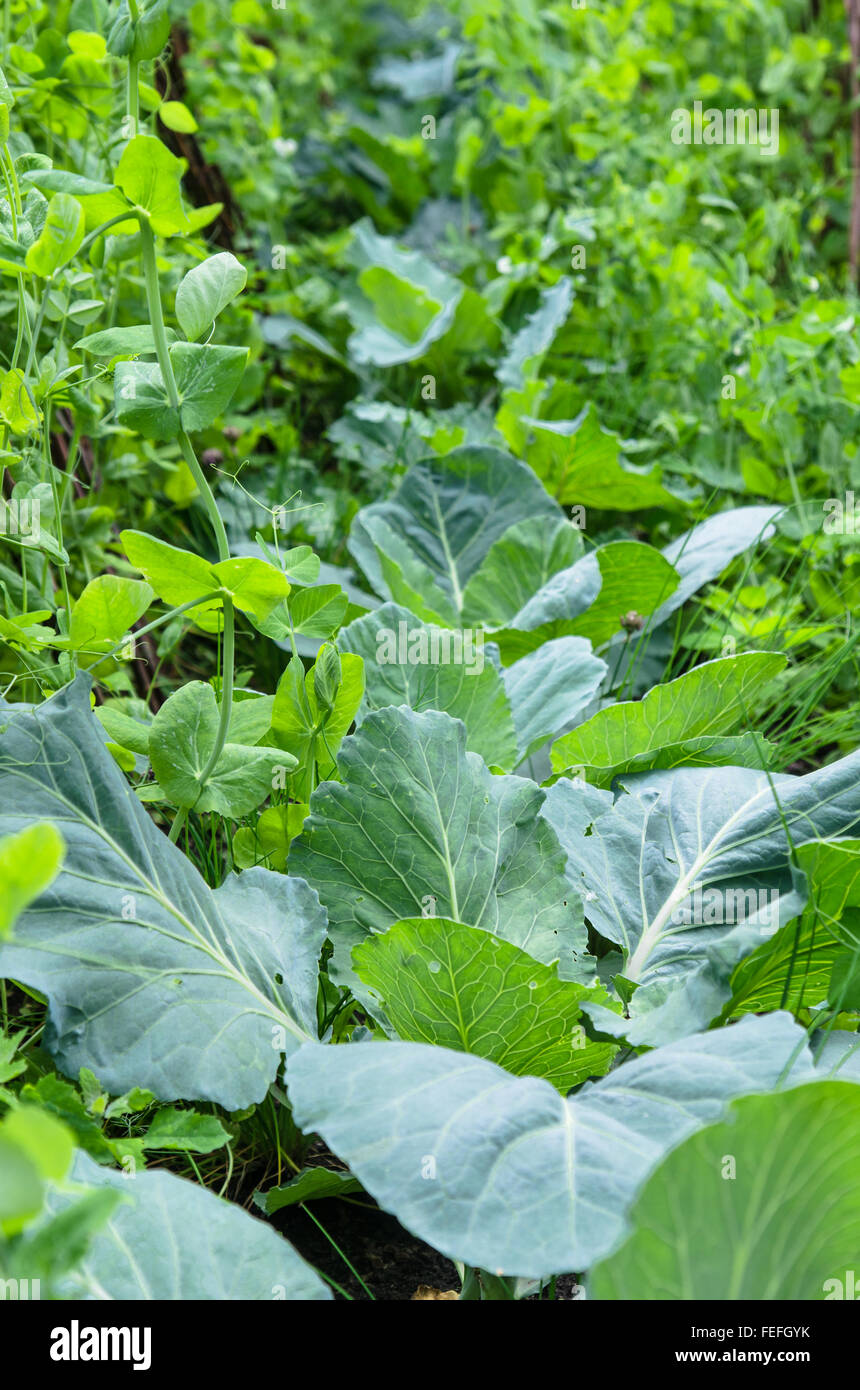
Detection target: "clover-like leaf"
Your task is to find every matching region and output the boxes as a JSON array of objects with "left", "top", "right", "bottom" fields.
[
  {"left": 175, "top": 252, "right": 247, "bottom": 342},
  {"left": 114, "top": 134, "right": 189, "bottom": 237}
]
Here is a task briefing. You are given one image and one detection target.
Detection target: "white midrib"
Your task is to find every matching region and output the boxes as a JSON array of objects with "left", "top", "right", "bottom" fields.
[
  {"left": 623, "top": 786, "right": 768, "bottom": 982},
  {"left": 429, "top": 490, "right": 464, "bottom": 616},
  {"left": 25, "top": 766, "right": 311, "bottom": 1045}
]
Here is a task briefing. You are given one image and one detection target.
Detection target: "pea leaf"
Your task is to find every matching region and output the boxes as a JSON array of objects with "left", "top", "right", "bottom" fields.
[
  {"left": 68, "top": 575, "right": 154, "bottom": 669},
  {"left": 175, "top": 252, "right": 247, "bottom": 342},
  {"left": 0, "top": 824, "right": 65, "bottom": 940},
  {"left": 120, "top": 530, "right": 219, "bottom": 614},
  {"left": 172, "top": 342, "right": 248, "bottom": 432},
  {"left": 25, "top": 193, "right": 85, "bottom": 277},
  {"left": 114, "top": 344, "right": 248, "bottom": 440},
  {"left": 76, "top": 324, "right": 177, "bottom": 356},
  {"left": 159, "top": 100, "right": 198, "bottom": 133},
  {"left": 0, "top": 369, "right": 41, "bottom": 433},
  {"left": 113, "top": 134, "right": 189, "bottom": 237},
  {"left": 148, "top": 681, "right": 293, "bottom": 816},
  {"left": 270, "top": 651, "right": 364, "bottom": 801},
  {"left": 106, "top": 0, "right": 170, "bottom": 62},
  {"left": 114, "top": 360, "right": 178, "bottom": 440},
  {"left": 120, "top": 531, "right": 290, "bottom": 624}
]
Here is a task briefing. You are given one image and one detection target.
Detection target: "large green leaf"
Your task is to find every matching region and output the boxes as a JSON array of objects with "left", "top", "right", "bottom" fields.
[
  {"left": 338, "top": 602, "right": 518, "bottom": 771},
  {"left": 727, "top": 839, "right": 860, "bottom": 1019},
  {"left": 502, "top": 637, "right": 606, "bottom": 765},
  {"left": 286, "top": 1012, "right": 818, "bottom": 1278},
  {"left": 654, "top": 505, "right": 784, "bottom": 628},
  {"left": 551, "top": 651, "right": 784, "bottom": 785},
  {"left": 353, "top": 917, "right": 618, "bottom": 1091},
  {"left": 460, "top": 516, "right": 583, "bottom": 628},
  {"left": 588, "top": 1083, "right": 860, "bottom": 1300},
  {"left": 496, "top": 278, "right": 573, "bottom": 390},
  {"left": 814, "top": 1032, "right": 860, "bottom": 1083},
  {"left": 726, "top": 911, "right": 839, "bottom": 1018},
  {"left": 50, "top": 1153, "right": 331, "bottom": 1299},
  {"left": 524, "top": 405, "right": 683, "bottom": 511},
  {"left": 543, "top": 750, "right": 860, "bottom": 1045},
  {"left": 0, "top": 677, "right": 325, "bottom": 1108},
  {"left": 604, "top": 505, "right": 788, "bottom": 696},
  {"left": 498, "top": 540, "right": 680, "bottom": 658},
  {"left": 348, "top": 447, "right": 563, "bottom": 625},
  {"left": 290, "top": 706, "right": 589, "bottom": 987},
  {"left": 345, "top": 218, "right": 463, "bottom": 366}
]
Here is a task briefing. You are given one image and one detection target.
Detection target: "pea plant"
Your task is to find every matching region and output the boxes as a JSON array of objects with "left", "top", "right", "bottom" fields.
[{"left": 1, "top": 0, "right": 860, "bottom": 1303}]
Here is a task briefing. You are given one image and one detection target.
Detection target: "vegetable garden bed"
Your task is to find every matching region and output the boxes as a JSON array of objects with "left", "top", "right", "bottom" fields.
[{"left": 1, "top": 0, "right": 860, "bottom": 1311}]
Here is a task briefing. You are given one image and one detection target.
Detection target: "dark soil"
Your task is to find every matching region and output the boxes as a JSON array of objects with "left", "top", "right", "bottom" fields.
[
  {"left": 273, "top": 1197, "right": 460, "bottom": 1300},
  {"left": 272, "top": 1195, "right": 583, "bottom": 1301}
]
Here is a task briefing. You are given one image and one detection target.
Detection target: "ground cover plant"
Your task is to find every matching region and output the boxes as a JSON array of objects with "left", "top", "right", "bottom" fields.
[{"left": 1, "top": 0, "right": 860, "bottom": 1303}]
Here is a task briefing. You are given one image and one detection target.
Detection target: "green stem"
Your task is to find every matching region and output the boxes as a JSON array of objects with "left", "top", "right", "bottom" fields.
[
  {"left": 0, "top": 147, "right": 27, "bottom": 457},
  {"left": 43, "top": 403, "right": 75, "bottom": 671},
  {"left": 23, "top": 284, "right": 47, "bottom": 381},
  {"left": 90, "top": 589, "right": 224, "bottom": 670},
  {"left": 138, "top": 214, "right": 236, "bottom": 825},
  {"left": 127, "top": 60, "right": 140, "bottom": 136},
  {"left": 79, "top": 211, "right": 140, "bottom": 256}
]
